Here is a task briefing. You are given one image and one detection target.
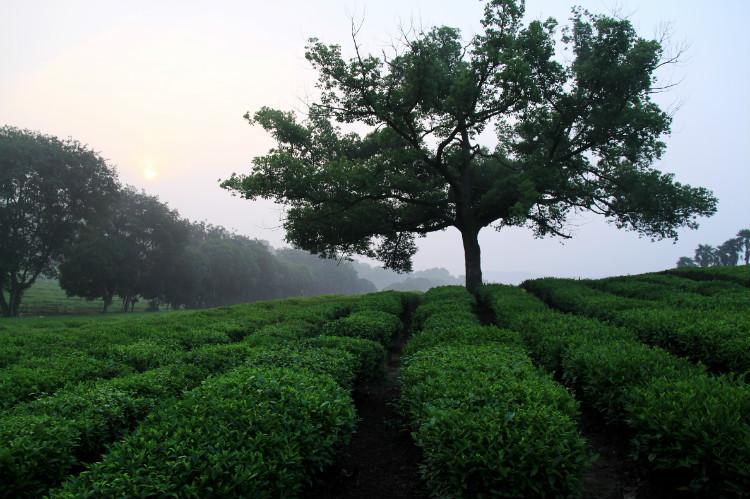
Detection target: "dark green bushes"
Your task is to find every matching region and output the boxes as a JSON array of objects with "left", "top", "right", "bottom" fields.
[
  {"left": 0, "top": 353, "right": 133, "bottom": 409},
  {"left": 50, "top": 367, "right": 356, "bottom": 498},
  {"left": 0, "top": 363, "right": 208, "bottom": 499},
  {"left": 483, "top": 284, "right": 750, "bottom": 496},
  {"left": 523, "top": 277, "right": 750, "bottom": 375},
  {"left": 401, "top": 286, "right": 590, "bottom": 498},
  {"left": 322, "top": 310, "right": 401, "bottom": 345},
  {"left": 303, "top": 335, "right": 386, "bottom": 382}
]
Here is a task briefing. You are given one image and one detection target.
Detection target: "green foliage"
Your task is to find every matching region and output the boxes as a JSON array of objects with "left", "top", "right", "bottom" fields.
[
  {"left": 106, "top": 340, "right": 183, "bottom": 372},
  {"left": 625, "top": 376, "right": 750, "bottom": 496},
  {"left": 667, "top": 264, "right": 750, "bottom": 287},
  {"left": 350, "top": 290, "right": 405, "bottom": 316},
  {"left": 401, "top": 285, "right": 589, "bottom": 497},
  {"left": 0, "top": 353, "right": 132, "bottom": 409},
  {"left": 0, "top": 126, "right": 120, "bottom": 316},
  {"left": 402, "top": 344, "right": 589, "bottom": 498},
  {"left": 0, "top": 294, "right": 365, "bottom": 497},
  {"left": 0, "top": 364, "right": 208, "bottom": 499},
  {"left": 321, "top": 310, "right": 401, "bottom": 345},
  {"left": 483, "top": 283, "right": 750, "bottom": 496},
  {"left": 303, "top": 335, "right": 386, "bottom": 383},
  {"left": 222, "top": 0, "right": 715, "bottom": 291},
  {"left": 402, "top": 323, "right": 520, "bottom": 358},
  {"left": 523, "top": 277, "right": 750, "bottom": 374},
  {"left": 50, "top": 367, "right": 356, "bottom": 499}
]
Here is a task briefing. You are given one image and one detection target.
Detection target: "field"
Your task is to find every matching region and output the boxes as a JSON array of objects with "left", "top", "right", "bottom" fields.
[
  {"left": 15, "top": 279, "right": 147, "bottom": 316},
  {"left": 1, "top": 267, "right": 748, "bottom": 498}
]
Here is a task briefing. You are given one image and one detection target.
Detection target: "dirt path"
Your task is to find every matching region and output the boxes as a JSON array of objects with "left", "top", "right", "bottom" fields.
[{"left": 304, "top": 318, "right": 426, "bottom": 499}]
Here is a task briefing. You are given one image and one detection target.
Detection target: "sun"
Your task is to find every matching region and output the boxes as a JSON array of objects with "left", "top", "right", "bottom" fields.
[
  {"left": 141, "top": 158, "right": 158, "bottom": 181},
  {"left": 143, "top": 167, "right": 157, "bottom": 180}
]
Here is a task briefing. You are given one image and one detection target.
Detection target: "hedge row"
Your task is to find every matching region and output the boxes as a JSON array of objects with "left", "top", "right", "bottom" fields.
[
  {"left": 523, "top": 278, "right": 750, "bottom": 375},
  {"left": 0, "top": 296, "right": 381, "bottom": 499},
  {"left": 481, "top": 284, "right": 750, "bottom": 496},
  {"left": 50, "top": 366, "right": 356, "bottom": 498},
  {"left": 0, "top": 295, "right": 356, "bottom": 369},
  {"left": 47, "top": 306, "right": 392, "bottom": 498},
  {"left": 0, "top": 296, "right": 354, "bottom": 409},
  {"left": 666, "top": 265, "right": 750, "bottom": 287},
  {"left": 322, "top": 310, "right": 402, "bottom": 346},
  {"left": 401, "top": 286, "right": 591, "bottom": 498},
  {"left": 588, "top": 274, "right": 750, "bottom": 311}
]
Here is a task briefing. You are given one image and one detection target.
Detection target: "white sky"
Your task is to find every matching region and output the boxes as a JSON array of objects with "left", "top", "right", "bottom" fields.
[{"left": 2, "top": 0, "right": 748, "bottom": 279}]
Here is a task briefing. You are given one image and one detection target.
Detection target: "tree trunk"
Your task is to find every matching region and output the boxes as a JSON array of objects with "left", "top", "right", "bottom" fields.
[
  {"left": 0, "top": 288, "right": 8, "bottom": 317},
  {"left": 462, "top": 228, "right": 483, "bottom": 294},
  {"left": 8, "top": 288, "right": 21, "bottom": 317}
]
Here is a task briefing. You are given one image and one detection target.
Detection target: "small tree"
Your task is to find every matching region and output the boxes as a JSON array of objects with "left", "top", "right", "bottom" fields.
[
  {"left": 737, "top": 229, "right": 750, "bottom": 265},
  {"left": 222, "top": 1, "right": 717, "bottom": 292},
  {"left": 676, "top": 256, "right": 697, "bottom": 268},
  {"left": 0, "top": 126, "right": 119, "bottom": 316}
]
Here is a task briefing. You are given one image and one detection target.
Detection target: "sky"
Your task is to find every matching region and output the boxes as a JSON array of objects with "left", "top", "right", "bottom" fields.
[{"left": 2, "top": 0, "right": 748, "bottom": 280}]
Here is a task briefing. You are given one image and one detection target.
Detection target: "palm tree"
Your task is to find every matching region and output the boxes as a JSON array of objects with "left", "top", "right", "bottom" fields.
[
  {"left": 737, "top": 229, "right": 750, "bottom": 265},
  {"left": 694, "top": 244, "right": 718, "bottom": 267},
  {"left": 717, "top": 238, "right": 742, "bottom": 266}
]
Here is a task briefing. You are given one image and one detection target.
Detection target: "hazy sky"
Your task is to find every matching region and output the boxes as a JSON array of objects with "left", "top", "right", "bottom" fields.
[{"left": 2, "top": 0, "right": 748, "bottom": 279}]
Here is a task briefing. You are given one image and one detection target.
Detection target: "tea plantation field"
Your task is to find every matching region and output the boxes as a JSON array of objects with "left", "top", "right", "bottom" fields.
[{"left": 0, "top": 267, "right": 748, "bottom": 497}]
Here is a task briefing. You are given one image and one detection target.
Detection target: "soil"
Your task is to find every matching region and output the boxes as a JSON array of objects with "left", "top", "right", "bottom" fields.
[
  {"left": 303, "top": 314, "right": 427, "bottom": 499},
  {"left": 579, "top": 409, "right": 660, "bottom": 499}
]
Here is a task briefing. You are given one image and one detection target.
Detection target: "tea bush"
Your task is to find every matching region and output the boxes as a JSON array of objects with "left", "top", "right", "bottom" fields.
[
  {"left": 483, "top": 283, "right": 750, "bottom": 496},
  {"left": 321, "top": 310, "right": 401, "bottom": 345},
  {"left": 50, "top": 367, "right": 356, "bottom": 498}
]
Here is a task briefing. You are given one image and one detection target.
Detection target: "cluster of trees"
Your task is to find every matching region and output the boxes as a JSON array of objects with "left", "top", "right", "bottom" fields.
[
  {"left": 676, "top": 229, "right": 750, "bottom": 268},
  {"left": 0, "top": 126, "right": 373, "bottom": 317}
]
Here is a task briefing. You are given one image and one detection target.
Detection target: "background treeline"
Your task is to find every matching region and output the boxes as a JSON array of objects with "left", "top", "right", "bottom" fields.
[
  {"left": 676, "top": 228, "right": 750, "bottom": 268},
  {"left": 0, "top": 126, "right": 373, "bottom": 316},
  {"left": 60, "top": 188, "right": 376, "bottom": 312}
]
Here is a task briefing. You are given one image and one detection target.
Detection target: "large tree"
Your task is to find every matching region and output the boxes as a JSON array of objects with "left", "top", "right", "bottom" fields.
[
  {"left": 0, "top": 126, "right": 119, "bottom": 316},
  {"left": 222, "top": 1, "right": 717, "bottom": 292}
]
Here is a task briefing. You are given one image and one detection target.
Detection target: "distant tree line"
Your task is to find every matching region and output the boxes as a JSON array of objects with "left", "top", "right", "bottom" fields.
[
  {"left": 0, "top": 126, "right": 373, "bottom": 316},
  {"left": 676, "top": 228, "right": 750, "bottom": 268}
]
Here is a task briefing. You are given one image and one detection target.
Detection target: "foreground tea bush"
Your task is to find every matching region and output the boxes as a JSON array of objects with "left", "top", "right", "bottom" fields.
[
  {"left": 50, "top": 366, "right": 356, "bottom": 498},
  {"left": 482, "top": 284, "right": 750, "bottom": 496},
  {"left": 401, "top": 287, "right": 590, "bottom": 498},
  {"left": 0, "top": 364, "right": 208, "bottom": 499},
  {"left": 0, "top": 297, "right": 362, "bottom": 498}
]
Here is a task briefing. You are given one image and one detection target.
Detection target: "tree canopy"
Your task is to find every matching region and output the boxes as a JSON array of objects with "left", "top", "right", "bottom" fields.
[
  {"left": 0, "top": 126, "right": 119, "bottom": 316},
  {"left": 222, "top": 0, "right": 717, "bottom": 292}
]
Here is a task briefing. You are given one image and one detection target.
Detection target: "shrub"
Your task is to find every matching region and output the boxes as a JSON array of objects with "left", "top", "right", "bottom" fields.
[
  {"left": 401, "top": 344, "right": 589, "bottom": 498},
  {"left": 106, "top": 340, "right": 183, "bottom": 372},
  {"left": 0, "top": 353, "right": 132, "bottom": 409},
  {"left": 351, "top": 291, "right": 404, "bottom": 316},
  {"left": 626, "top": 376, "right": 750, "bottom": 495},
  {"left": 402, "top": 324, "right": 520, "bottom": 357},
  {"left": 321, "top": 311, "right": 402, "bottom": 346},
  {"left": 303, "top": 335, "right": 385, "bottom": 382},
  {"left": 0, "top": 364, "right": 209, "bottom": 498},
  {"left": 51, "top": 367, "right": 356, "bottom": 499}
]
